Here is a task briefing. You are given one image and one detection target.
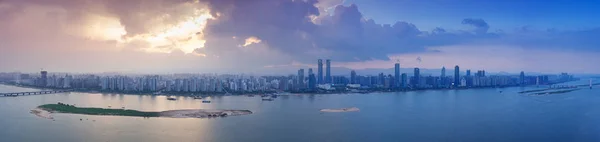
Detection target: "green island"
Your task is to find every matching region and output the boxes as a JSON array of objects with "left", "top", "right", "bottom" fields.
[
  {"left": 34, "top": 103, "right": 253, "bottom": 119},
  {"left": 38, "top": 103, "right": 160, "bottom": 117}
]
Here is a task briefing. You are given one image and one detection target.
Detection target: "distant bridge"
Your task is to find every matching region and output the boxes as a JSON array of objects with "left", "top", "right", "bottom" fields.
[{"left": 0, "top": 90, "right": 70, "bottom": 97}]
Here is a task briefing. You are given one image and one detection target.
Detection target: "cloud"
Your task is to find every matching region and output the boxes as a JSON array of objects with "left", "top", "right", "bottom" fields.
[
  {"left": 462, "top": 18, "right": 490, "bottom": 34},
  {"left": 1, "top": 0, "right": 600, "bottom": 73},
  {"left": 242, "top": 36, "right": 262, "bottom": 47}
]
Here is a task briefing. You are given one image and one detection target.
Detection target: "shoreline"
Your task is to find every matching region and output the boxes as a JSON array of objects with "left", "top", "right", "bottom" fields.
[
  {"left": 1, "top": 80, "right": 583, "bottom": 98},
  {"left": 1, "top": 83, "right": 524, "bottom": 97}
]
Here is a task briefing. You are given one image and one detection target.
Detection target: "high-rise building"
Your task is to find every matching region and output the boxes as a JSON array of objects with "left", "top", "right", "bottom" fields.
[
  {"left": 441, "top": 67, "right": 446, "bottom": 77},
  {"left": 454, "top": 65, "right": 460, "bottom": 87},
  {"left": 441, "top": 66, "right": 446, "bottom": 87},
  {"left": 520, "top": 71, "right": 525, "bottom": 85},
  {"left": 325, "top": 59, "right": 331, "bottom": 84},
  {"left": 297, "top": 69, "right": 305, "bottom": 88},
  {"left": 413, "top": 68, "right": 420, "bottom": 87},
  {"left": 40, "top": 71, "right": 48, "bottom": 87},
  {"left": 308, "top": 73, "right": 316, "bottom": 90},
  {"left": 308, "top": 68, "right": 313, "bottom": 76},
  {"left": 63, "top": 74, "right": 72, "bottom": 88},
  {"left": 318, "top": 59, "right": 323, "bottom": 84},
  {"left": 378, "top": 73, "right": 385, "bottom": 86},
  {"left": 394, "top": 63, "right": 400, "bottom": 88},
  {"left": 401, "top": 73, "right": 408, "bottom": 88},
  {"left": 350, "top": 70, "right": 357, "bottom": 84},
  {"left": 466, "top": 69, "right": 472, "bottom": 87}
]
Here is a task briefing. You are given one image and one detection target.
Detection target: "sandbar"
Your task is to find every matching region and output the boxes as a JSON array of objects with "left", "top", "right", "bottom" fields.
[{"left": 320, "top": 107, "right": 360, "bottom": 113}]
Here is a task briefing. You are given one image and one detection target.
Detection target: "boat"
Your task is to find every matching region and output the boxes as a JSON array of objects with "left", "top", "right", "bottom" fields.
[
  {"left": 193, "top": 96, "right": 203, "bottom": 99},
  {"left": 261, "top": 94, "right": 269, "bottom": 97},
  {"left": 261, "top": 97, "right": 274, "bottom": 101},
  {"left": 271, "top": 94, "right": 278, "bottom": 98},
  {"left": 202, "top": 100, "right": 211, "bottom": 103},
  {"left": 167, "top": 97, "right": 177, "bottom": 101},
  {"left": 247, "top": 94, "right": 255, "bottom": 97}
]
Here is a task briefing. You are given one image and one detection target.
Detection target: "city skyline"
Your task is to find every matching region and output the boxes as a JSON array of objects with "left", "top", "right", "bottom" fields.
[
  {"left": 1, "top": 0, "right": 599, "bottom": 74},
  {"left": 2, "top": 59, "right": 575, "bottom": 95}
]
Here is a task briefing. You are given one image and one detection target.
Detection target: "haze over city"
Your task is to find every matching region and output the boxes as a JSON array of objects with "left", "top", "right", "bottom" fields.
[{"left": 1, "top": 0, "right": 599, "bottom": 74}]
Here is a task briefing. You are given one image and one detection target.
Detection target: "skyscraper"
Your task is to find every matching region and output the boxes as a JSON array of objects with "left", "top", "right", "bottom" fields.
[
  {"left": 466, "top": 69, "right": 472, "bottom": 87},
  {"left": 441, "top": 67, "right": 446, "bottom": 77},
  {"left": 401, "top": 73, "right": 407, "bottom": 88},
  {"left": 413, "top": 68, "right": 420, "bottom": 87},
  {"left": 454, "top": 65, "right": 460, "bottom": 87},
  {"left": 308, "top": 73, "right": 316, "bottom": 90},
  {"left": 350, "top": 70, "right": 357, "bottom": 84},
  {"left": 441, "top": 66, "right": 446, "bottom": 86},
  {"left": 40, "top": 70, "right": 47, "bottom": 87},
  {"left": 394, "top": 63, "right": 400, "bottom": 88},
  {"left": 325, "top": 59, "right": 331, "bottom": 84},
  {"left": 308, "top": 68, "right": 313, "bottom": 76},
  {"left": 520, "top": 71, "right": 525, "bottom": 85},
  {"left": 297, "top": 69, "right": 305, "bottom": 87},
  {"left": 317, "top": 59, "right": 323, "bottom": 84}
]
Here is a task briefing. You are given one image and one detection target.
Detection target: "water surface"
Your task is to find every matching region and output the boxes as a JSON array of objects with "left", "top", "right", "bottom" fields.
[{"left": 1, "top": 81, "right": 600, "bottom": 142}]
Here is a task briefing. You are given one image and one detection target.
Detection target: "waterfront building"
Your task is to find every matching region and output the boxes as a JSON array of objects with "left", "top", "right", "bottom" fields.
[
  {"left": 297, "top": 69, "right": 305, "bottom": 89},
  {"left": 40, "top": 71, "right": 47, "bottom": 87},
  {"left": 520, "top": 71, "right": 525, "bottom": 85},
  {"left": 395, "top": 63, "right": 400, "bottom": 88},
  {"left": 454, "top": 66, "right": 460, "bottom": 87},
  {"left": 401, "top": 73, "right": 408, "bottom": 88},
  {"left": 350, "top": 70, "right": 356, "bottom": 84},
  {"left": 325, "top": 59, "right": 331, "bottom": 84},
  {"left": 318, "top": 59, "right": 323, "bottom": 84},
  {"left": 413, "top": 68, "right": 420, "bottom": 88}
]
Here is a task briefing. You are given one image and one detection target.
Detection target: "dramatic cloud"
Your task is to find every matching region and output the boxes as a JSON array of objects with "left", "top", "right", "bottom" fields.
[{"left": 0, "top": 0, "right": 599, "bottom": 74}]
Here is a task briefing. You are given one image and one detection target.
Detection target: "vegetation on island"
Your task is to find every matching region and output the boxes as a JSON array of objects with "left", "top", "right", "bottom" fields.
[{"left": 38, "top": 103, "right": 160, "bottom": 117}]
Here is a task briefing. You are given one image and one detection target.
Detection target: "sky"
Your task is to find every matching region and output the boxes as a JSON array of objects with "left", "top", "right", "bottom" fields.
[{"left": 0, "top": 0, "right": 599, "bottom": 75}]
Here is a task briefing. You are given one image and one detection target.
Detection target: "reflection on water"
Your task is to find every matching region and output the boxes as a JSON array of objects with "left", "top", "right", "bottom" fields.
[{"left": 2, "top": 81, "right": 600, "bottom": 142}]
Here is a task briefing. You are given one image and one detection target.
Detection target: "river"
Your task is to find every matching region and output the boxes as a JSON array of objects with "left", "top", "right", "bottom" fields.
[{"left": 1, "top": 80, "right": 600, "bottom": 142}]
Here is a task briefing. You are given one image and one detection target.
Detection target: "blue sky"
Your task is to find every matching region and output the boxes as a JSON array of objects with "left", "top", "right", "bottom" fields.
[{"left": 345, "top": 0, "right": 600, "bottom": 31}]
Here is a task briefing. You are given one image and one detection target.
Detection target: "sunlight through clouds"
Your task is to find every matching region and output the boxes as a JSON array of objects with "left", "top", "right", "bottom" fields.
[
  {"left": 121, "top": 10, "right": 214, "bottom": 54},
  {"left": 243, "top": 36, "right": 262, "bottom": 47}
]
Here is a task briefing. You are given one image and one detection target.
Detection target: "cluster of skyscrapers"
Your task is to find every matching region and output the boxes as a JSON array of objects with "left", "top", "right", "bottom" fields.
[
  {"left": 294, "top": 60, "right": 577, "bottom": 91},
  {"left": 13, "top": 71, "right": 72, "bottom": 89},
  {"left": 0, "top": 60, "right": 577, "bottom": 94}
]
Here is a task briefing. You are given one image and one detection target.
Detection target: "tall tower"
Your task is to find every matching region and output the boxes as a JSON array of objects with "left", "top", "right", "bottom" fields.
[
  {"left": 413, "top": 68, "right": 420, "bottom": 87},
  {"left": 519, "top": 71, "right": 525, "bottom": 85},
  {"left": 40, "top": 70, "right": 48, "bottom": 87},
  {"left": 441, "top": 67, "right": 446, "bottom": 77},
  {"left": 394, "top": 63, "right": 400, "bottom": 88},
  {"left": 350, "top": 70, "right": 357, "bottom": 84},
  {"left": 317, "top": 59, "right": 323, "bottom": 84},
  {"left": 325, "top": 59, "right": 331, "bottom": 84},
  {"left": 454, "top": 65, "right": 460, "bottom": 87},
  {"left": 466, "top": 69, "right": 471, "bottom": 87},
  {"left": 441, "top": 66, "right": 446, "bottom": 86},
  {"left": 297, "top": 69, "right": 305, "bottom": 88}
]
